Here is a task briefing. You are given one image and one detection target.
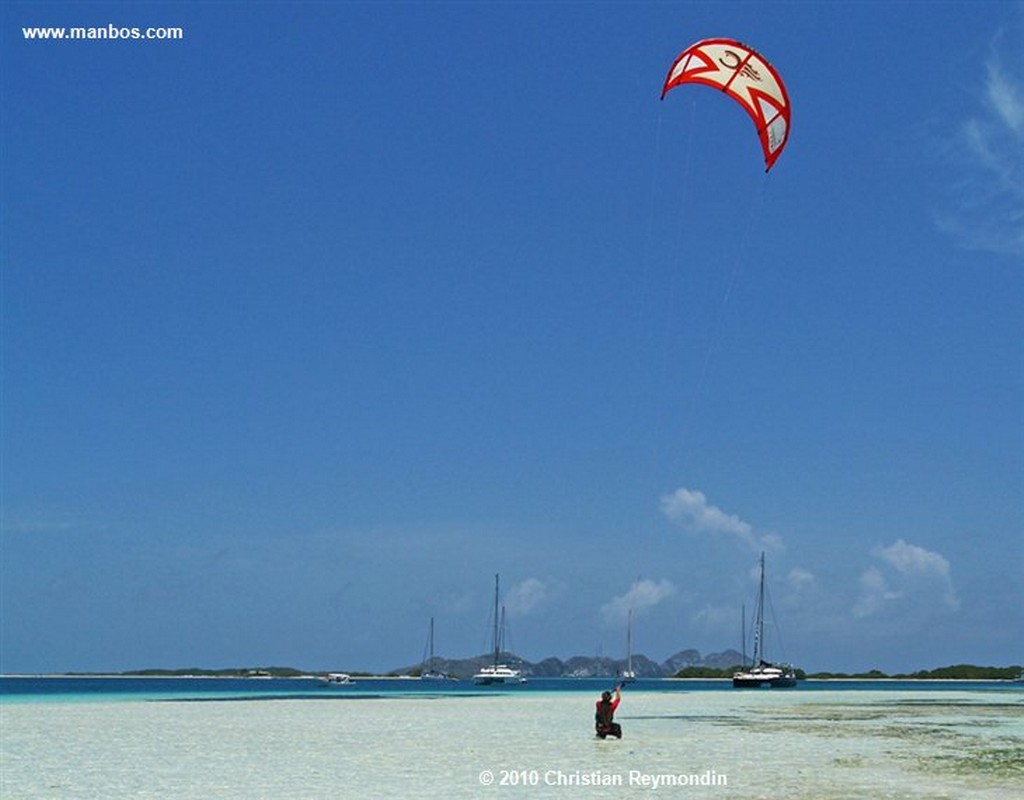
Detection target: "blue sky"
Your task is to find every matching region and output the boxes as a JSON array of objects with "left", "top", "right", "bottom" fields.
[{"left": 2, "top": 2, "right": 1021, "bottom": 675}]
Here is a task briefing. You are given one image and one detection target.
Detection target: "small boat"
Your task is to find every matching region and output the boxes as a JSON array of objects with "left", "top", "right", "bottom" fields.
[
  {"left": 318, "top": 672, "right": 354, "bottom": 686},
  {"left": 473, "top": 574, "right": 526, "bottom": 685},
  {"left": 733, "top": 552, "right": 798, "bottom": 689}
]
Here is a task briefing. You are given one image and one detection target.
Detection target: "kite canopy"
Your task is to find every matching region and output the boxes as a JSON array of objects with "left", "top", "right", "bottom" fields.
[{"left": 662, "top": 38, "right": 791, "bottom": 171}]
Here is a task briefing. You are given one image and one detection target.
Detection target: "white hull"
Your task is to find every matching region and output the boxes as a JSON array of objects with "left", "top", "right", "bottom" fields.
[
  {"left": 732, "top": 663, "right": 796, "bottom": 688},
  {"left": 473, "top": 665, "right": 525, "bottom": 685},
  {"left": 318, "top": 673, "right": 354, "bottom": 686},
  {"left": 420, "top": 671, "right": 454, "bottom": 682}
]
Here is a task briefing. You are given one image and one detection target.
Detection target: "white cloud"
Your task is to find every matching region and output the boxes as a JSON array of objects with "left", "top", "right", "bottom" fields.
[
  {"left": 504, "top": 577, "right": 549, "bottom": 616},
  {"left": 854, "top": 540, "right": 960, "bottom": 618},
  {"left": 874, "top": 539, "right": 952, "bottom": 579},
  {"left": 936, "top": 32, "right": 1024, "bottom": 257},
  {"left": 601, "top": 578, "right": 676, "bottom": 625},
  {"left": 987, "top": 57, "right": 1024, "bottom": 136},
  {"left": 691, "top": 603, "right": 739, "bottom": 631},
  {"left": 660, "top": 486, "right": 780, "bottom": 552},
  {"left": 853, "top": 566, "right": 902, "bottom": 618},
  {"left": 787, "top": 566, "right": 816, "bottom": 592}
]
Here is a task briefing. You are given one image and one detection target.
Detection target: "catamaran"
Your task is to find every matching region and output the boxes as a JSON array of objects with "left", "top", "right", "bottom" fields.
[
  {"left": 732, "top": 552, "right": 797, "bottom": 688},
  {"left": 473, "top": 574, "right": 526, "bottom": 685}
]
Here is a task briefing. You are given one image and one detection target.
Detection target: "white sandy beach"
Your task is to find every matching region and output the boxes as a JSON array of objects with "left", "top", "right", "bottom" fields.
[{"left": 2, "top": 689, "right": 1021, "bottom": 798}]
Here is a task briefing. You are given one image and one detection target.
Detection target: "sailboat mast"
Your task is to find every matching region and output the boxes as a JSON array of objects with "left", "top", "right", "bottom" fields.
[
  {"left": 429, "top": 617, "right": 435, "bottom": 671},
  {"left": 500, "top": 606, "right": 507, "bottom": 660},
  {"left": 492, "top": 574, "right": 500, "bottom": 668},
  {"left": 741, "top": 604, "right": 747, "bottom": 668},
  {"left": 626, "top": 608, "right": 633, "bottom": 676},
  {"left": 754, "top": 552, "right": 766, "bottom": 665}
]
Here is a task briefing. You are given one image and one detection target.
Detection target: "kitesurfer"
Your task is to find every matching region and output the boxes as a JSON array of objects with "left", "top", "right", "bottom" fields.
[{"left": 595, "top": 685, "right": 622, "bottom": 739}]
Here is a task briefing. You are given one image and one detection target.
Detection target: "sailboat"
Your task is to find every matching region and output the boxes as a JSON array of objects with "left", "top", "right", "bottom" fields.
[
  {"left": 732, "top": 552, "right": 798, "bottom": 688},
  {"left": 620, "top": 608, "right": 636, "bottom": 681},
  {"left": 473, "top": 574, "right": 526, "bottom": 685},
  {"left": 420, "top": 617, "right": 453, "bottom": 681}
]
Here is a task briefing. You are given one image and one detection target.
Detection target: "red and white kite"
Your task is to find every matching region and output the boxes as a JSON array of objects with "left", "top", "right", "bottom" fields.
[{"left": 661, "top": 38, "right": 791, "bottom": 171}]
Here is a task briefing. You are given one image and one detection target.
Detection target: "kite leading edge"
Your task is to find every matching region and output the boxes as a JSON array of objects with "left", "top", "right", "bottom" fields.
[{"left": 661, "top": 38, "right": 791, "bottom": 171}]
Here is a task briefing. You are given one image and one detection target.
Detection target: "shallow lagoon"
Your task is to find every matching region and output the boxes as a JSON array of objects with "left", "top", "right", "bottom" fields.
[{"left": 2, "top": 680, "right": 1021, "bottom": 798}]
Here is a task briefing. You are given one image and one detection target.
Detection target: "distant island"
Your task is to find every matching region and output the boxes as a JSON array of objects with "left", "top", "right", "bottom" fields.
[
  {"left": 115, "top": 667, "right": 308, "bottom": 679},
  {"left": 109, "top": 653, "right": 1023, "bottom": 682},
  {"left": 802, "top": 664, "right": 1023, "bottom": 681}
]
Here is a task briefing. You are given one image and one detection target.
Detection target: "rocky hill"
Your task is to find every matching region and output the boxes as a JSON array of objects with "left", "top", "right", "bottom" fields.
[{"left": 391, "top": 649, "right": 745, "bottom": 680}]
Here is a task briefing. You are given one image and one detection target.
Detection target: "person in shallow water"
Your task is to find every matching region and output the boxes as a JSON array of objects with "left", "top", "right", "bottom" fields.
[{"left": 594, "top": 685, "right": 622, "bottom": 739}]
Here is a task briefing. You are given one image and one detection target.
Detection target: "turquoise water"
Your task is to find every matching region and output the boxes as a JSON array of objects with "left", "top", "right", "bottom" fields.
[
  {"left": 1, "top": 675, "right": 688, "bottom": 702},
  {"left": 3, "top": 675, "right": 1018, "bottom": 702},
  {"left": 2, "top": 678, "right": 1021, "bottom": 798}
]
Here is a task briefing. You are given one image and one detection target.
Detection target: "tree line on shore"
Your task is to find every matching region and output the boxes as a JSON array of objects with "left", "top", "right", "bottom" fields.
[{"left": 671, "top": 664, "right": 1021, "bottom": 680}]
